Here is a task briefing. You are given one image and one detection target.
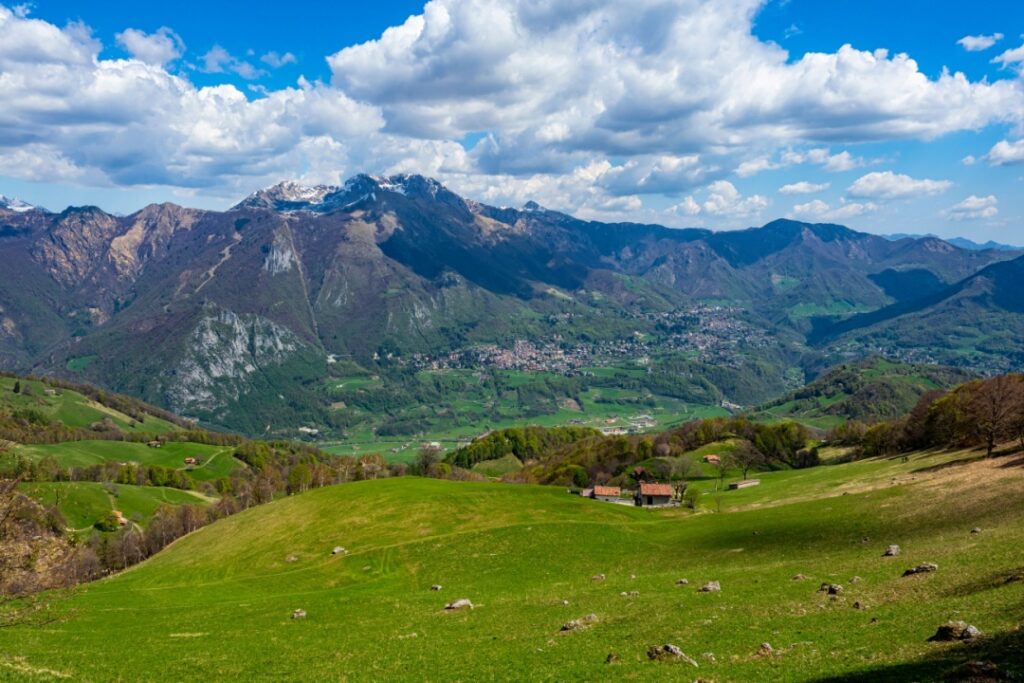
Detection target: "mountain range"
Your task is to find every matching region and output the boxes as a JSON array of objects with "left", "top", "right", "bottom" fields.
[{"left": 0, "top": 174, "right": 1021, "bottom": 436}]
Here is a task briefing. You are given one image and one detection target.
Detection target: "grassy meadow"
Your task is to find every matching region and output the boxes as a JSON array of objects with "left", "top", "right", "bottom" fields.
[{"left": 1, "top": 446, "right": 1022, "bottom": 681}]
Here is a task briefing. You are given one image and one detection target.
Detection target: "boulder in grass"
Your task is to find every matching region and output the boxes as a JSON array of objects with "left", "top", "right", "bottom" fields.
[
  {"left": 819, "top": 583, "right": 843, "bottom": 595},
  {"left": 331, "top": 546, "right": 347, "bottom": 556},
  {"left": 560, "top": 614, "right": 598, "bottom": 632},
  {"left": 792, "top": 574, "right": 808, "bottom": 581},
  {"left": 647, "top": 644, "right": 699, "bottom": 666},
  {"left": 675, "top": 578, "right": 689, "bottom": 586},
  {"left": 591, "top": 574, "right": 606, "bottom": 582},
  {"left": 929, "top": 621, "right": 981, "bottom": 642},
  {"left": 903, "top": 562, "right": 938, "bottom": 577},
  {"left": 883, "top": 545, "right": 900, "bottom": 557},
  {"left": 698, "top": 581, "right": 721, "bottom": 592},
  {"left": 758, "top": 642, "right": 774, "bottom": 657},
  {"left": 445, "top": 598, "right": 474, "bottom": 611},
  {"left": 605, "top": 653, "right": 620, "bottom": 665},
  {"left": 430, "top": 585, "right": 443, "bottom": 591},
  {"left": 292, "top": 609, "right": 307, "bottom": 620},
  {"left": 971, "top": 527, "right": 982, "bottom": 535}
]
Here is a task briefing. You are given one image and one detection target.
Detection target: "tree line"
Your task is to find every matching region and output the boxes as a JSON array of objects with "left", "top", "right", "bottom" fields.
[{"left": 827, "top": 374, "right": 1024, "bottom": 458}]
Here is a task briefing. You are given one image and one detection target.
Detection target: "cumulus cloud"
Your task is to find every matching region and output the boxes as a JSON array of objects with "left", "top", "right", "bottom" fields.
[
  {"left": 115, "top": 27, "right": 184, "bottom": 66},
  {"left": 780, "top": 148, "right": 864, "bottom": 172},
  {"left": 201, "top": 45, "right": 265, "bottom": 80},
  {"left": 779, "top": 181, "right": 830, "bottom": 194},
  {"left": 790, "top": 198, "right": 877, "bottom": 221},
  {"left": 957, "top": 33, "right": 1003, "bottom": 52},
  {"left": 944, "top": 194, "right": 998, "bottom": 220},
  {"left": 847, "top": 171, "right": 952, "bottom": 200},
  {"left": 701, "top": 181, "right": 769, "bottom": 217},
  {"left": 0, "top": 1, "right": 1021, "bottom": 225},
  {"left": 260, "top": 51, "right": 297, "bottom": 68},
  {"left": 992, "top": 43, "right": 1024, "bottom": 70},
  {"left": 984, "top": 138, "right": 1024, "bottom": 165}
]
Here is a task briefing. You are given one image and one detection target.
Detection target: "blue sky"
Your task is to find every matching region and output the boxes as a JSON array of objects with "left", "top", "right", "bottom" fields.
[{"left": 1, "top": 0, "right": 1023, "bottom": 244}]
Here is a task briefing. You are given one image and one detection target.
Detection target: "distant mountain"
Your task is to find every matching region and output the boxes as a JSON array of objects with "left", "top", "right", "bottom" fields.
[
  {"left": 0, "top": 194, "right": 38, "bottom": 213},
  {"left": 811, "top": 253, "right": 1024, "bottom": 372},
  {"left": 885, "top": 232, "right": 1021, "bottom": 252},
  {"left": 0, "top": 174, "right": 1019, "bottom": 435}
]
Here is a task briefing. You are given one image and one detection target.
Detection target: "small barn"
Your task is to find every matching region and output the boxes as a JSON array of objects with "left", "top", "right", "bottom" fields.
[
  {"left": 592, "top": 486, "right": 622, "bottom": 502},
  {"left": 702, "top": 454, "right": 720, "bottom": 465},
  {"left": 184, "top": 457, "right": 198, "bottom": 466},
  {"left": 636, "top": 482, "right": 674, "bottom": 507}
]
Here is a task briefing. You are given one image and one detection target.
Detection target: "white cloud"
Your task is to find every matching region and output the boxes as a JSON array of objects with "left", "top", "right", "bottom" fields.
[
  {"left": 779, "top": 181, "right": 830, "bottom": 194},
  {"left": 701, "top": 181, "right": 768, "bottom": 217},
  {"left": 984, "top": 138, "right": 1024, "bottom": 166},
  {"left": 260, "top": 51, "right": 297, "bottom": 68},
  {"left": 115, "top": 27, "right": 184, "bottom": 66},
  {"left": 992, "top": 43, "right": 1024, "bottom": 70},
  {"left": 201, "top": 45, "right": 265, "bottom": 80},
  {"left": 781, "top": 148, "right": 865, "bottom": 172},
  {"left": 847, "top": 171, "right": 952, "bottom": 200},
  {"left": 790, "top": 198, "right": 877, "bottom": 221},
  {"left": 0, "top": 1, "right": 1021, "bottom": 224},
  {"left": 944, "top": 194, "right": 998, "bottom": 220},
  {"left": 736, "top": 157, "right": 780, "bottom": 177},
  {"left": 957, "top": 33, "right": 1003, "bottom": 52}
]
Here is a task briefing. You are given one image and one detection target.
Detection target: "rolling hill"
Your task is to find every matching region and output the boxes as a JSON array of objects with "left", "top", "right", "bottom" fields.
[
  {"left": 754, "top": 358, "right": 976, "bottom": 428},
  {"left": 1, "top": 452, "right": 1021, "bottom": 681}
]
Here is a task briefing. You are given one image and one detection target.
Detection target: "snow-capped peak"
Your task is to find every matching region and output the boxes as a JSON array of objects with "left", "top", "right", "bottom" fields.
[
  {"left": 0, "top": 194, "right": 36, "bottom": 213},
  {"left": 233, "top": 173, "right": 465, "bottom": 214}
]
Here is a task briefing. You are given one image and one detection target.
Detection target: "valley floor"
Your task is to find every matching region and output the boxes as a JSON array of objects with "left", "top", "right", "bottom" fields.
[{"left": 1, "top": 447, "right": 1023, "bottom": 681}]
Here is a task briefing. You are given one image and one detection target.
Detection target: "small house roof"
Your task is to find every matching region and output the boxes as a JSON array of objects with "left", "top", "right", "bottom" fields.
[
  {"left": 639, "top": 482, "right": 674, "bottom": 497},
  {"left": 593, "top": 486, "right": 621, "bottom": 497}
]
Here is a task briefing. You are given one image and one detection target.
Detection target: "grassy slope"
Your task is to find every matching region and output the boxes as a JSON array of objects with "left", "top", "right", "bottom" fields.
[
  {"left": 0, "top": 376, "right": 180, "bottom": 434},
  {"left": 1, "top": 449, "right": 1022, "bottom": 681},
  {"left": 14, "top": 441, "right": 243, "bottom": 481},
  {"left": 18, "top": 482, "right": 213, "bottom": 530}
]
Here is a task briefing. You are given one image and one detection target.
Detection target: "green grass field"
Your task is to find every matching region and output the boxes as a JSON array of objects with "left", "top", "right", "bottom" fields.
[
  {"left": 17, "top": 481, "right": 213, "bottom": 531},
  {"left": 0, "top": 377, "right": 179, "bottom": 434},
  {"left": 13, "top": 440, "right": 244, "bottom": 481},
  {"left": 1, "top": 446, "right": 1021, "bottom": 681}
]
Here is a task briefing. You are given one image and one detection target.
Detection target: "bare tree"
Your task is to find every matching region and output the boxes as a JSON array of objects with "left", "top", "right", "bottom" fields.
[
  {"left": 732, "top": 441, "right": 766, "bottom": 480},
  {"left": 966, "top": 376, "right": 1018, "bottom": 457}
]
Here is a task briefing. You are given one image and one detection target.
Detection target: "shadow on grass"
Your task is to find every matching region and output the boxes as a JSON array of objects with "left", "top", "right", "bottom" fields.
[
  {"left": 813, "top": 628, "right": 1024, "bottom": 682},
  {"left": 942, "top": 567, "right": 1024, "bottom": 599}
]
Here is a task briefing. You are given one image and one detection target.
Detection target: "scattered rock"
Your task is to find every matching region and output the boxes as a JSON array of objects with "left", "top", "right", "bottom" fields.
[
  {"left": 675, "top": 578, "right": 689, "bottom": 586},
  {"left": 647, "top": 644, "right": 699, "bottom": 666},
  {"left": 331, "top": 546, "right": 347, "bottom": 555},
  {"left": 561, "top": 614, "right": 599, "bottom": 632},
  {"left": 853, "top": 601, "right": 864, "bottom": 610},
  {"left": 929, "top": 621, "right": 981, "bottom": 642},
  {"left": 792, "top": 574, "right": 808, "bottom": 581},
  {"left": 560, "top": 599, "right": 569, "bottom": 606},
  {"left": 883, "top": 544, "right": 900, "bottom": 557},
  {"left": 630, "top": 574, "right": 637, "bottom": 579},
  {"left": 953, "top": 660, "right": 1002, "bottom": 681},
  {"left": 362, "top": 566, "right": 371, "bottom": 572},
  {"left": 444, "top": 599, "right": 474, "bottom": 611},
  {"left": 699, "top": 581, "right": 721, "bottom": 592},
  {"left": 292, "top": 609, "right": 306, "bottom": 619},
  {"left": 971, "top": 527, "right": 982, "bottom": 535},
  {"left": 903, "top": 562, "right": 938, "bottom": 577},
  {"left": 758, "top": 642, "right": 774, "bottom": 657},
  {"left": 285, "top": 554, "right": 298, "bottom": 563},
  {"left": 620, "top": 591, "right": 640, "bottom": 597},
  {"left": 702, "top": 652, "right": 716, "bottom": 663},
  {"left": 430, "top": 584, "right": 443, "bottom": 591},
  {"left": 819, "top": 583, "right": 843, "bottom": 595},
  {"left": 591, "top": 574, "right": 606, "bottom": 582},
  {"left": 605, "top": 653, "right": 619, "bottom": 665},
  {"left": 850, "top": 576, "right": 862, "bottom": 583}
]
